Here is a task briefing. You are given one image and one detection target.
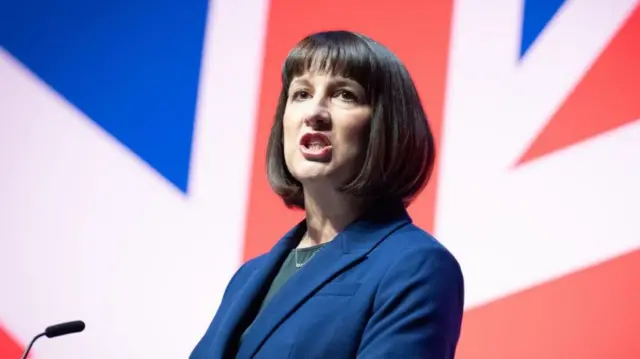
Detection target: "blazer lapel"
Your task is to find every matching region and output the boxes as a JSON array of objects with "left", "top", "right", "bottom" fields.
[
  {"left": 236, "top": 201, "right": 411, "bottom": 359},
  {"left": 208, "top": 223, "right": 304, "bottom": 358}
]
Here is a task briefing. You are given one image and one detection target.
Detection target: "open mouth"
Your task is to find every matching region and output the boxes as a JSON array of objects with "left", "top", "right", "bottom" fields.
[{"left": 299, "top": 133, "right": 333, "bottom": 160}]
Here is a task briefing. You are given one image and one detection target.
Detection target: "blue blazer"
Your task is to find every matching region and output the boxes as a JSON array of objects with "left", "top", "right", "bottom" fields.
[{"left": 190, "top": 203, "right": 464, "bottom": 359}]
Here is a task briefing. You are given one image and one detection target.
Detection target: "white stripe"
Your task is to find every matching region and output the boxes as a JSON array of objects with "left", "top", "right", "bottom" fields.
[{"left": 187, "top": 0, "right": 270, "bottom": 345}]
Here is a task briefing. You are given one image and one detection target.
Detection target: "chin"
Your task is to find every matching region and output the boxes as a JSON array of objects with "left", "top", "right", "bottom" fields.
[{"left": 291, "top": 161, "right": 332, "bottom": 182}]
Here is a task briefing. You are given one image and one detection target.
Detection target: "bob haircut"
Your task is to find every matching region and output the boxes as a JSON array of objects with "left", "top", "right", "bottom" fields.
[{"left": 266, "top": 30, "right": 435, "bottom": 209}]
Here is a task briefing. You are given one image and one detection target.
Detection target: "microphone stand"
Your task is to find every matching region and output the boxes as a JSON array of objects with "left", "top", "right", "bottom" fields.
[{"left": 20, "top": 332, "right": 45, "bottom": 359}]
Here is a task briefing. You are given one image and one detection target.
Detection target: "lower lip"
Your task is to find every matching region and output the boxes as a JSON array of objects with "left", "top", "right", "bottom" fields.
[{"left": 299, "top": 144, "right": 333, "bottom": 161}]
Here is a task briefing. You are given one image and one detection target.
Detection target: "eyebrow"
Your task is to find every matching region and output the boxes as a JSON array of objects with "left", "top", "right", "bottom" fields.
[
  {"left": 331, "top": 78, "right": 360, "bottom": 87},
  {"left": 290, "top": 78, "right": 311, "bottom": 87}
]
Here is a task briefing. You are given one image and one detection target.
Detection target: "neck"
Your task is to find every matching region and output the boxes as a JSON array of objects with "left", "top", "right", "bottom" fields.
[{"left": 299, "top": 186, "right": 364, "bottom": 248}]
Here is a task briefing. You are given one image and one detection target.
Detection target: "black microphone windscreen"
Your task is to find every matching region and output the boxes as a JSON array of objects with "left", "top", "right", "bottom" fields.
[{"left": 45, "top": 320, "right": 86, "bottom": 338}]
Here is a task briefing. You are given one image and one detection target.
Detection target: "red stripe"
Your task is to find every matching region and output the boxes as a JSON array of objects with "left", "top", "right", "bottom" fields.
[
  {"left": 457, "top": 249, "right": 640, "bottom": 358},
  {"left": 0, "top": 326, "right": 24, "bottom": 359},
  {"left": 243, "top": 0, "right": 454, "bottom": 261}
]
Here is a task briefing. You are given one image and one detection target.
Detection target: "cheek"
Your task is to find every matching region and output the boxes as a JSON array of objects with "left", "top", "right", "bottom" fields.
[{"left": 337, "top": 120, "right": 370, "bottom": 155}]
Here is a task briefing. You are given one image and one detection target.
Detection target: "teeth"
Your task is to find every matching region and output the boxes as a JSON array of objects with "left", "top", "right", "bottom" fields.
[{"left": 302, "top": 135, "right": 330, "bottom": 150}]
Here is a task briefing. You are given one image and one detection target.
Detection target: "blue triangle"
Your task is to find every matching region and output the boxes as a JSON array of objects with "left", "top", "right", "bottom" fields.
[
  {"left": 520, "top": 0, "right": 567, "bottom": 59},
  {"left": 0, "top": 0, "right": 209, "bottom": 193}
]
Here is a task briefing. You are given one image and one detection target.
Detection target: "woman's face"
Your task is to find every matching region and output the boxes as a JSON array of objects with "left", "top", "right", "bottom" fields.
[{"left": 283, "top": 71, "right": 371, "bottom": 188}]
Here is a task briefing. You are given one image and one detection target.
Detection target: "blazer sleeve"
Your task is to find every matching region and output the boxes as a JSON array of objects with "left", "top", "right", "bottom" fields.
[
  {"left": 190, "top": 258, "right": 260, "bottom": 356},
  {"left": 356, "top": 246, "right": 465, "bottom": 359}
]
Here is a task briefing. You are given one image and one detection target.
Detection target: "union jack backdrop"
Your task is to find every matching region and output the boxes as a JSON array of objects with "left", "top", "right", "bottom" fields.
[{"left": 1, "top": 0, "right": 639, "bottom": 358}]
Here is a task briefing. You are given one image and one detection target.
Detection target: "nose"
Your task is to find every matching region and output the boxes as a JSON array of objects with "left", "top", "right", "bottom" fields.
[{"left": 302, "top": 102, "right": 331, "bottom": 128}]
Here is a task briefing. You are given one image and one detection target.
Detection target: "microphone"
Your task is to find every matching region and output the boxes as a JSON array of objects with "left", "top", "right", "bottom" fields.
[{"left": 20, "top": 320, "right": 85, "bottom": 359}]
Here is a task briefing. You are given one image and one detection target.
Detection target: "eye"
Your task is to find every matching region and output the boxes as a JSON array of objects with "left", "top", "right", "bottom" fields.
[
  {"left": 334, "top": 89, "right": 358, "bottom": 103},
  {"left": 291, "top": 89, "right": 312, "bottom": 101}
]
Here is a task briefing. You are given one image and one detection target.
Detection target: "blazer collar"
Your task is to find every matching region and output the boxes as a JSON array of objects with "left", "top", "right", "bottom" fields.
[{"left": 232, "top": 200, "right": 411, "bottom": 359}]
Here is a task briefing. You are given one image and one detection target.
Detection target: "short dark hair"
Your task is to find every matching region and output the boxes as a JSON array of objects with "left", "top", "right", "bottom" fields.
[{"left": 266, "top": 30, "right": 435, "bottom": 209}]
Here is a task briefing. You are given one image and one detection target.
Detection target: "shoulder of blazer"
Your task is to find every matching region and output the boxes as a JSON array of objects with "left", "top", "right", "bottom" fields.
[
  {"left": 377, "top": 222, "right": 454, "bottom": 257},
  {"left": 221, "top": 253, "right": 269, "bottom": 299},
  {"left": 371, "top": 222, "right": 464, "bottom": 295}
]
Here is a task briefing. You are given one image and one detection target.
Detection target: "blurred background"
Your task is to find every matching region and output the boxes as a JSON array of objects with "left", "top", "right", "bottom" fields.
[{"left": 1, "top": 0, "right": 639, "bottom": 358}]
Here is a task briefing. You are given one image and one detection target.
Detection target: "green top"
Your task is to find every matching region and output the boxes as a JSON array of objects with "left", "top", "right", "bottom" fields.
[{"left": 238, "top": 243, "right": 326, "bottom": 346}]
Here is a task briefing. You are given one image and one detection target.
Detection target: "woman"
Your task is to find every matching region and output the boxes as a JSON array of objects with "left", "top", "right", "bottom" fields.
[{"left": 191, "top": 30, "right": 464, "bottom": 359}]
